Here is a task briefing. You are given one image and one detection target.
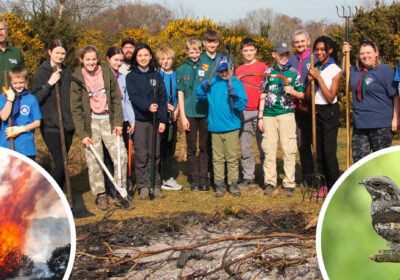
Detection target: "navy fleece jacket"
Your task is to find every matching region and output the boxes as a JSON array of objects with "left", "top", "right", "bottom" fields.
[{"left": 126, "top": 67, "right": 167, "bottom": 123}]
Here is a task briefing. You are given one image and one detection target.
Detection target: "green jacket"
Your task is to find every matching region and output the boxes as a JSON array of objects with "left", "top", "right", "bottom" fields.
[
  {"left": 70, "top": 63, "right": 123, "bottom": 139},
  {"left": 0, "top": 43, "right": 25, "bottom": 88},
  {"left": 176, "top": 58, "right": 208, "bottom": 118}
]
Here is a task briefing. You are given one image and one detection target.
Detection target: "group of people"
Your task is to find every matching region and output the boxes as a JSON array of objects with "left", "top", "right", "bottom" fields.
[{"left": 1, "top": 17, "right": 399, "bottom": 211}]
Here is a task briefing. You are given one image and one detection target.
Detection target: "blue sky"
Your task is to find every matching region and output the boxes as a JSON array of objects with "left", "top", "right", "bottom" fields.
[{"left": 139, "top": 0, "right": 396, "bottom": 24}]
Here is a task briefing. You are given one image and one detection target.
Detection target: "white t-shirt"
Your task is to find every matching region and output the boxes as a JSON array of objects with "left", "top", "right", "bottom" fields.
[{"left": 315, "top": 63, "right": 342, "bottom": 105}]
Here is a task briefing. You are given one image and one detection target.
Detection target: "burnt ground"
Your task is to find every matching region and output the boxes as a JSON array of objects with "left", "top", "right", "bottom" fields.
[{"left": 71, "top": 209, "right": 321, "bottom": 280}]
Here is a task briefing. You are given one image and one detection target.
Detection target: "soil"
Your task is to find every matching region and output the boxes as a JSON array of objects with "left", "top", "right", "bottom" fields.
[{"left": 71, "top": 209, "right": 321, "bottom": 280}]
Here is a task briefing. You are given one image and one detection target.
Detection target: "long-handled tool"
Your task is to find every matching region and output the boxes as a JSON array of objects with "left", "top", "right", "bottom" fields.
[
  {"left": 53, "top": 67, "right": 73, "bottom": 207},
  {"left": 302, "top": 54, "right": 326, "bottom": 202},
  {"left": 89, "top": 143, "right": 130, "bottom": 208},
  {"left": 336, "top": 5, "right": 358, "bottom": 169},
  {"left": 167, "top": 77, "right": 174, "bottom": 142},
  {"left": 127, "top": 131, "right": 133, "bottom": 192},
  {"left": 3, "top": 71, "right": 14, "bottom": 150},
  {"left": 150, "top": 84, "right": 157, "bottom": 195},
  {"left": 206, "top": 55, "right": 224, "bottom": 86},
  {"left": 224, "top": 45, "right": 234, "bottom": 110}
]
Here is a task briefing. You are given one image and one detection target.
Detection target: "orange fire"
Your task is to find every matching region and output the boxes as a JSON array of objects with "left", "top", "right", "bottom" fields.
[{"left": 0, "top": 159, "right": 47, "bottom": 276}]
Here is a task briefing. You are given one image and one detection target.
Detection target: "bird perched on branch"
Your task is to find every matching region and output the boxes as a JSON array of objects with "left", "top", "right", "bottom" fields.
[{"left": 359, "top": 176, "right": 400, "bottom": 251}]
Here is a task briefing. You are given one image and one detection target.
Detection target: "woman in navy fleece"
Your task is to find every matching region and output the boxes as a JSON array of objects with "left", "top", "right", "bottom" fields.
[
  {"left": 343, "top": 40, "right": 399, "bottom": 163},
  {"left": 126, "top": 43, "right": 167, "bottom": 200}
]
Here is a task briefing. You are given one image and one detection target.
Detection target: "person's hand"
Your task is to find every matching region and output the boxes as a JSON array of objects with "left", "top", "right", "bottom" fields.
[
  {"left": 6, "top": 126, "right": 26, "bottom": 139},
  {"left": 257, "top": 118, "right": 264, "bottom": 133},
  {"left": 167, "top": 103, "right": 174, "bottom": 112},
  {"left": 128, "top": 122, "right": 135, "bottom": 134},
  {"left": 82, "top": 137, "right": 93, "bottom": 147},
  {"left": 48, "top": 70, "right": 61, "bottom": 86},
  {"left": 228, "top": 87, "right": 237, "bottom": 97},
  {"left": 308, "top": 68, "right": 320, "bottom": 80},
  {"left": 201, "top": 80, "right": 210, "bottom": 91},
  {"left": 149, "top": 103, "right": 158, "bottom": 112},
  {"left": 114, "top": 126, "right": 122, "bottom": 136},
  {"left": 392, "top": 116, "right": 399, "bottom": 132},
  {"left": 342, "top": 42, "right": 352, "bottom": 54},
  {"left": 159, "top": 123, "right": 166, "bottom": 133},
  {"left": 181, "top": 116, "right": 190, "bottom": 131},
  {"left": 2, "top": 86, "right": 15, "bottom": 102}
]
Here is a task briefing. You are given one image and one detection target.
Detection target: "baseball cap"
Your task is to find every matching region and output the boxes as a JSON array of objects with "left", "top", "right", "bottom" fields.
[
  {"left": 121, "top": 38, "right": 135, "bottom": 48},
  {"left": 272, "top": 40, "right": 291, "bottom": 55},
  {"left": 217, "top": 56, "right": 233, "bottom": 72}
]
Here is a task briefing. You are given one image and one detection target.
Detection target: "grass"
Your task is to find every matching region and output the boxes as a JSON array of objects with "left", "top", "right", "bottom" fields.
[{"left": 34, "top": 127, "right": 400, "bottom": 226}]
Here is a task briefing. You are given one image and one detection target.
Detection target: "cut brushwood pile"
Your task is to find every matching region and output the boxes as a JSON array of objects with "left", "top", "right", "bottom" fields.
[{"left": 72, "top": 210, "right": 321, "bottom": 279}]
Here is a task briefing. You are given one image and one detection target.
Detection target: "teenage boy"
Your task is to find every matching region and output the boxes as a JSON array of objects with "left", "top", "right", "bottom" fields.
[
  {"left": 234, "top": 38, "right": 268, "bottom": 189},
  {"left": 0, "top": 66, "right": 41, "bottom": 159},
  {"left": 196, "top": 57, "right": 247, "bottom": 197},
  {"left": 288, "top": 30, "right": 314, "bottom": 188},
  {"left": 258, "top": 41, "right": 304, "bottom": 197},
  {"left": 120, "top": 37, "right": 135, "bottom": 76},
  {"left": 156, "top": 46, "right": 183, "bottom": 191},
  {"left": 199, "top": 29, "right": 221, "bottom": 189},
  {"left": 177, "top": 37, "right": 209, "bottom": 191}
]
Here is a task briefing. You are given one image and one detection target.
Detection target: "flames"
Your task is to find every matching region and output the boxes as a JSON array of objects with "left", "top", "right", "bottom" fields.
[{"left": 0, "top": 158, "right": 47, "bottom": 276}]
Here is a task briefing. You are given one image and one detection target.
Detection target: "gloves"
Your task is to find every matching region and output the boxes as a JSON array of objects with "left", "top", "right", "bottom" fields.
[
  {"left": 6, "top": 126, "right": 26, "bottom": 139},
  {"left": 3, "top": 86, "right": 15, "bottom": 102},
  {"left": 201, "top": 80, "right": 210, "bottom": 91},
  {"left": 228, "top": 87, "right": 237, "bottom": 97}
]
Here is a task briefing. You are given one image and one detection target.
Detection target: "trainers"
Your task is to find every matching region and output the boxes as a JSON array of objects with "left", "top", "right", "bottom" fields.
[
  {"left": 191, "top": 178, "right": 200, "bottom": 191},
  {"left": 283, "top": 187, "right": 294, "bottom": 197},
  {"left": 263, "top": 184, "right": 274, "bottom": 196},
  {"left": 153, "top": 188, "right": 165, "bottom": 199},
  {"left": 162, "top": 177, "right": 183, "bottom": 190},
  {"left": 238, "top": 179, "right": 257, "bottom": 190},
  {"left": 139, "top": 188, "right": 150, "bottom": 200},
  {"left": 229, "top": 184, "right": 241, "bottom": 196},
  {"left": 312, "top": 186, "right": 328, "bottom": 200},
  {"left": 96, "top": 193, "right": 109, "bottom": 211},
  {"left": 199, "top": 177, "right": 210, "bottom": 191},
  {"left": 215, "top": 183, "right": 226, "bottom": 197}
]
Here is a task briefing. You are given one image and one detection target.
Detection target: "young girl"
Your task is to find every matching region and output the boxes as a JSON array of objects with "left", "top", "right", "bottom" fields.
[
  {"left": 305, "top": 36, "right": 342, "bottom": 197},
  {"left": 126, "top": 43, "right": 167, "bottom": 200},
  {"left": 70, "top": 45, "right": 132, "bottom": 210},
  {"left": 31, "top": 39, "right": 75, "bottom": 188},
  {"left": 343, "top": 41, "right": 399, "bottom": 163}
]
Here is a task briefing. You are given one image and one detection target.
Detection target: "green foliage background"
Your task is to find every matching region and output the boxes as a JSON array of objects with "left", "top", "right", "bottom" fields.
[{"left": 321, "top": 150, "right": 400, "bottom": 279}]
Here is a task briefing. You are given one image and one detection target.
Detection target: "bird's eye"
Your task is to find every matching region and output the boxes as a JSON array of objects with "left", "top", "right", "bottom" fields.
[{"left": 373, "top": 181, "right": 381, "bottom": 187}]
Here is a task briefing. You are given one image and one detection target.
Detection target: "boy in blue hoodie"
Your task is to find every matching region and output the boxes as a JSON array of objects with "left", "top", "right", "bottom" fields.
[{"left": 196, "top": 57, "right": 247, "bottom": 197}]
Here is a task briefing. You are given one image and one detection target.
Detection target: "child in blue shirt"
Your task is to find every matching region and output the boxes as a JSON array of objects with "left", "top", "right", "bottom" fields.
[
  {"left": 157, "top": 46, "right": 183, "bottom": 191},
  {"left": 196, "top": 56, "right": 247, "bottom": 197},
  {"left": 0, "top": 66, "right": 42, "bottom": 159}
]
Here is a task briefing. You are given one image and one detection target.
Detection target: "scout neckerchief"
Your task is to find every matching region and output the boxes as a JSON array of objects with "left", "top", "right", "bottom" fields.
[
  {"left": 356, "top": 66, "right": 373, "bottom": 101},
  {"left": 314, "top": 57, "right": 336, "bottom": 92},
  {"left": 295, "top": 48, "right": 311, "bottom": 77},
  {"left": 11, "top": 88, "right": 29, "bottom": 126},
  {"left": 273, "top": 61, "right": 292, "bottom": 94}
]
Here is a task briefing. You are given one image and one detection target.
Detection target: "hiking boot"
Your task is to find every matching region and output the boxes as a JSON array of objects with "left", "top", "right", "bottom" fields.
[
  {"left": 138, "top": 188, "right": 150, "bottom": 200},
  {"left": 96, "top": 193, "right": 109, "bottom": 211},
  {"left": 312, "top": 186, "right": 328, "bottom": 200},
  {"left": 263, "top": 184, "right": 275, "bottom": 196},
  {"left": 229, "top": 184, "right": 241, "bottom": 196},
  {"left": 191, "top": 178, "right": 200, "bottom": 191},
  {"left": 283, "top": 187, "right": 294, "bottom": 197},
  {"left": 153, "top": 187, "right": 165, "bottom": 199},
  {"left": 162, "top": 177, "right": 183, "bottom": 190},
  {"left": 238, "top": 179, "right": 257, "bottom": 190},
  {"left": 215, "top": 183, "right": 226, "bottom": 198},
  {"left": 199, "top": 177, "right": 210, "bottom": 191}
]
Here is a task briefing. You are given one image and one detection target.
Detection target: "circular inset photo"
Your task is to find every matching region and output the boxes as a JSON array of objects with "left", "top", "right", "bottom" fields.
[
  {"left": 0, "top": 147, "right": 76, "bottom": 280},
  {"left": 317, "top": 146, "right": 400, "bottom": 279}
]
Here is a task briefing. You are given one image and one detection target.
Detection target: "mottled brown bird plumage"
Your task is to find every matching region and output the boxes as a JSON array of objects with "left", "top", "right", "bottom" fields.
[{"left": 359, "top": 176, "right": 400, "bottom": 250}]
